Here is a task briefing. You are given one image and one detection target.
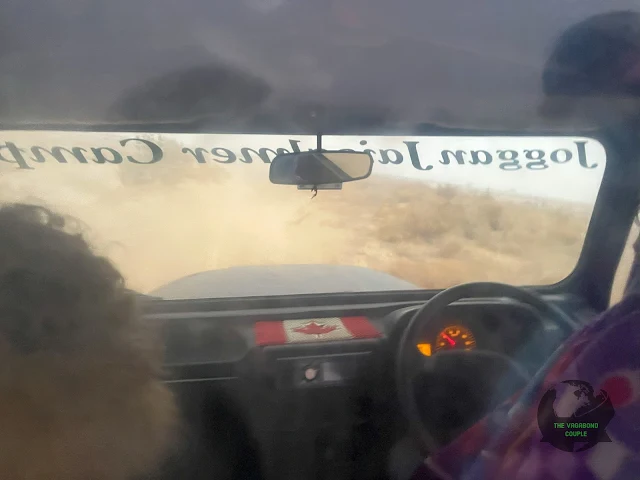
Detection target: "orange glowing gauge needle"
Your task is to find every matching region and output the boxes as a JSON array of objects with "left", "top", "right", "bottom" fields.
[{"left": 442, "top": 333, "right": 456, "bottom": 346}]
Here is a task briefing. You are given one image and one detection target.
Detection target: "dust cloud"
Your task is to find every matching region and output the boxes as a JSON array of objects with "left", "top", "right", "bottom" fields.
[{"left": 0, "top": 133, "right": 622, "bottom": 299}]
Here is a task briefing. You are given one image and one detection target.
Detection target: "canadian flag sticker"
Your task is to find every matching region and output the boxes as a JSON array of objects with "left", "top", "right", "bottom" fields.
[{"left": 255, "top": 316, "right": 381, "bottom": 345}]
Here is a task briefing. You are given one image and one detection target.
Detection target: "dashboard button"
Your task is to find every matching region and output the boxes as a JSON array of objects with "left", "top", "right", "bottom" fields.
[{"left": 304, "top": 366, "right": 319, "bottom": 381}]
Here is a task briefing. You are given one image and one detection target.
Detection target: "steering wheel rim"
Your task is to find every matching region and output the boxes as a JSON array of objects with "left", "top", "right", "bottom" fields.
[{"left": 396, "top": 281, "right": 578, "bottom": 454}]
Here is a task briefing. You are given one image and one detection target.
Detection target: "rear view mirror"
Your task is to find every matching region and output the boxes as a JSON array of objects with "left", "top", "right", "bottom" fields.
[{"left": 269, "top": 151, "right": 373, "bottom": 187}]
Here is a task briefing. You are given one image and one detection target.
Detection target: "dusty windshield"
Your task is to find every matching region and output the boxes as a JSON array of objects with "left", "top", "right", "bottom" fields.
[{"left": 0, "top": 131, "right": 605, "bottom": 299}]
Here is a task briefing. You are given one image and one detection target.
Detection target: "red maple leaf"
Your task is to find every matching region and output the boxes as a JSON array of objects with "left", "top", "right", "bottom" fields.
[{"left": 292, "top": 321, "right": 338, "bottom": 336}]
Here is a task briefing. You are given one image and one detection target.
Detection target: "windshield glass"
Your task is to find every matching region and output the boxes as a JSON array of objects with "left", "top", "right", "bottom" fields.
[{"left": 0, "top": 131, "right": 605, "bottom": 299}]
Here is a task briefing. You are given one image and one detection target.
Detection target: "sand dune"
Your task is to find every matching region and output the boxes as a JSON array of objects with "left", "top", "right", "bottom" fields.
[{"left": 0, "top": 143, "right": 631, "bottom": 304}]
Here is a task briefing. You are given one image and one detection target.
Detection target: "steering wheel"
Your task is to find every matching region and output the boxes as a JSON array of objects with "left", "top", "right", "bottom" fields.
[{"left": 396, "top": 282, "right": 578, "bottom": 455}]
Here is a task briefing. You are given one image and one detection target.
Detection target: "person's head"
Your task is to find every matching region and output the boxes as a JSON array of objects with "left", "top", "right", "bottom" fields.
[
  {"left": 541, "top": 11, "right": 640, "bottom": 122},
  {"left": 0, "top": 204, "right": 178, "bottom": 480}
]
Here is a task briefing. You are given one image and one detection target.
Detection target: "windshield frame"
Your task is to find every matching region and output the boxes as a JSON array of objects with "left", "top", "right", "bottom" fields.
[{"left": 0, "top": 124, "right": 630, "bottom": 312}]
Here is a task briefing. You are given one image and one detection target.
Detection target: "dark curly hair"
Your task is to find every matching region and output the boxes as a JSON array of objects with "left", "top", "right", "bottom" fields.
[{"left": 0, "top": 204, "right": 178, "bottom": 480}]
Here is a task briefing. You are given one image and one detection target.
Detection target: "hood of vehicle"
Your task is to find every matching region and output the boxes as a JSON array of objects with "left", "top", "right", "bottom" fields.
[{"left": 150, "top": 264, "right": 419, "bottom": 300}]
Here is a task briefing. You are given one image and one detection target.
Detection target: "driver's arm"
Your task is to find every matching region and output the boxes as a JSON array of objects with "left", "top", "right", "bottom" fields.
[{"left": 406, "top": 397, "right": 513, "bottom": 480}]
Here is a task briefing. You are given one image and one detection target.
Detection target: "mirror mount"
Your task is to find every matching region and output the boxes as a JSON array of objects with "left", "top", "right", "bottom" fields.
[
  {"left": 297, "top": 183, "right": 342, "bottom": 191},
  {"left": 296, "top": 134, "right": 327, "bottom": 197},
  {"left": 298, "top": 182, "right": 342, "bottom": 199}
]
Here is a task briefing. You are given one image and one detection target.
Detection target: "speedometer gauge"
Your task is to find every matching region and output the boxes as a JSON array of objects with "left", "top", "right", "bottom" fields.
[{"left": 435, "top": 325, "right": 476, "bottom": 352}]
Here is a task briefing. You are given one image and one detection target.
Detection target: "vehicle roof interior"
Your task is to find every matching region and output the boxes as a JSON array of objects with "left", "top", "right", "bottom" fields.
[{"left": 1, "top": 0, "right": 638, "bottom": 132}]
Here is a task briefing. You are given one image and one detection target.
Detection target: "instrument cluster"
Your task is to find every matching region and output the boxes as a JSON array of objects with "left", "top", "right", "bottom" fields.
[{"left": 414, "top": 304, "right": 544, "bottom": 361}]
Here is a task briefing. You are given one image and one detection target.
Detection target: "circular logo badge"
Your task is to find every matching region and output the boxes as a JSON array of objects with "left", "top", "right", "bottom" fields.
[{"left": 537, "top": 380, "right": 615, "bottom": 452}]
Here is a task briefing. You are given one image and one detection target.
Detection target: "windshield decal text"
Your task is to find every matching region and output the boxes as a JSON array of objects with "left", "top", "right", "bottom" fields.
[{"left": 0, "top": 136, "right": 599, "bottom": 172}]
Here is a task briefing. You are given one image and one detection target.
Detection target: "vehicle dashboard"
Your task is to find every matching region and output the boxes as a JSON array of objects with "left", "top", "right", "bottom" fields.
[{"left": 149, "top": 294, "right": 591, "bottom": 480}]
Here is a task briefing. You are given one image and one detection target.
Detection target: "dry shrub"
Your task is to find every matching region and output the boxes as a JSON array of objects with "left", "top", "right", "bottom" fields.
[
  {"left": 0, "top": 163, "right": 615, "bottom": 295},
  {"left": 355, "top": 179, "right": 594, "bottom": 289}
]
